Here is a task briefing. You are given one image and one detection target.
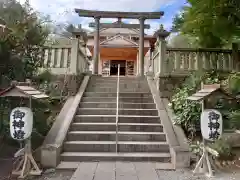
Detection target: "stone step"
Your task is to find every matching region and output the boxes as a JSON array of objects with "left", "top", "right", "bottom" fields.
[
  {"left": 90, "top": 77, "right": 146, "bottom": 81},
  {"left": 81, "top": 97, "right": 154, "bottom": 103},
  {"left": 70, "top": 123, "right": 163, "bottom": 132},
  {"left": 89, "top": 81, "right": 148, "bottom": 85},
  {"left": 85, "top": 86, "right": 151, "bottom": 92},
  {"left": 63, "top": 141, "right": 169, "bottom": 152},
  {"left": 89, "top": 79, "right": 147, "bottom": 83},
  {"left": 56, "top": 161, "right": 175, "bottom": 170},
  {"left": 77, "top": 108, "right": 158, "bottom": 116},
  {"left": 83, "top": 92, "right": 152, "bottom": 98},
  {"left": 74, "top": 115, "right": 161, "bottom": 123},
  {"left": 60, "top": 152, "right": 171, "bottom": 162},
  {"left": 79, "top": 102, "right": 156, "bottom": 109},
  {"left": 67, "top": 131, "right": 166, "bottom": 142},
  {"left": 87, "top": 83, "right": 149, "bottom": 89}
]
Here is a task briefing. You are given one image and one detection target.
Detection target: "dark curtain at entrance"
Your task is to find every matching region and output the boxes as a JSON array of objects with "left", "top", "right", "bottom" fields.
[{"left": 110, "top": 60, "right": 126, "bottom": 76}]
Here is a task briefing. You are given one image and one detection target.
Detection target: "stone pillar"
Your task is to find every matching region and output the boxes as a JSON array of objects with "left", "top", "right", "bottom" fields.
[
  {"left": 70, "top": 39, "right": 79, "bottom": 74},
  {"left": 138, "top": 17, "right": 145, "bottom": 77},
  {"left": 136, "top": 53, "right": 139, "bottom": 76},
  {"left": 155, "top": 25, "right": 170, "bottom": 76},
  {"left": 150, "top": 47, "right": 154, "bottom": 72},
  {"left": 93, "top": 16, "right": 100, "bottom": 74}
]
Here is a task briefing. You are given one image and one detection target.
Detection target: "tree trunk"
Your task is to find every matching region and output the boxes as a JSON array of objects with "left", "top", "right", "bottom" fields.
[{"left": 232, "top": 43, "right": 239, "bottom": 71}]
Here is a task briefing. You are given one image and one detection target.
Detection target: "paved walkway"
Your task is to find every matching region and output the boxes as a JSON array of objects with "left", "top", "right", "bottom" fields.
[
  {"left": 70, "top": 162, "right": 160, "bottom": 180},
  {"left": 68, "top": 162, "right": 240, "bottom": 180},
  {"left": 31, "top": 162, "right": 240, "bottom": 180}
]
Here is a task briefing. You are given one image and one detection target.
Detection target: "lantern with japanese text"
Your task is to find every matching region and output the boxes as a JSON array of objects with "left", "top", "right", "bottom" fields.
[
  {"left": 10, "top": 107, "right": 33, "bottom": 141},
  {"left": 200, "top": 109, "right": 223, "bottom": 141}
]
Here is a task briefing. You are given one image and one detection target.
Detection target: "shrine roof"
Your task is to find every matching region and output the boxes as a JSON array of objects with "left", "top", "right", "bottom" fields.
[
  {"left": 187, "top": 84, "right": 221, "bottom": 101},
  {"left": 0, "top": 85, "right": 49, "bottom": 99},
  {"left": 87, "top": 21, "right": 149, "bottom": 36},
  {"left": 187, "top": 84, "right": 240, "bottom": 101}
]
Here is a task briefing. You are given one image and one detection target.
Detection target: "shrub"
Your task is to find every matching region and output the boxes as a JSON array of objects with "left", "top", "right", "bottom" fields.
[
  {"left": 210, "top": 138, "right": 232, "bottom": 160},
  {"left": 170, "top": 71, "right": 222, "bottom": 139},
  {"left": 34, "top": 69, "right": 52, "bottom": 84},
  {"left": 228, "top": 72, "right": 240, "bottom": 95},
  {"left": 229, "top": 110, "right": 240, "bottom": 130}
]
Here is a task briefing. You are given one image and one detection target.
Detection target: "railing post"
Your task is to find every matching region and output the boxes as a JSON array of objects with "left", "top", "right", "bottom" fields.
[
  {"left": 154, "top": 25, "right": 170, "bottom": 76},
  {"left": 70, "top": 39, "right": 79, "bottom": 74},
  {"left": 116, "top": 64, "right": 120, "bottom": 153}
]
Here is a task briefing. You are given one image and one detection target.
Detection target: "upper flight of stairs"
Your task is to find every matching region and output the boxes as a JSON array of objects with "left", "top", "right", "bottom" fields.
[{"left": 59, "top": 76, "right": 171, "bottom": 165}]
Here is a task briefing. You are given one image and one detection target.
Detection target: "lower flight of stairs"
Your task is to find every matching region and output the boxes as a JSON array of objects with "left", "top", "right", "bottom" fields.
[{"left": 58, "top": 76, "right": 172, "bottom": 169}]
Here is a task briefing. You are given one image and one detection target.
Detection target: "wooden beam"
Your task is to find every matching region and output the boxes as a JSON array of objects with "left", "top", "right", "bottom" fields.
[
  {"left": 100, "top": 45, "right": 139, "bottom": 48},
  {"left": 89, "top": 22, "right": 150, "bottom": 29},
  {"left": 75, "top": 9, "right": 164, "bottom": 19}
]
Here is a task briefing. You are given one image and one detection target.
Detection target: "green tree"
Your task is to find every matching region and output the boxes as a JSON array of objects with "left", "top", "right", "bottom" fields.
[
  {"left": 0, "top": 0, "right": 50, "bottom": 86},
  {"left": 168, "top": 34, "right": 199, "bottom": 48},
  {"left": 172, "top": 0, "right": 240, "bottom": 48}
]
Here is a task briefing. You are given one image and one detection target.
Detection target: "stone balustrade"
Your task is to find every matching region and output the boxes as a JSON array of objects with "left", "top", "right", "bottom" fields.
[
  {"left": 40, "top": 39, "right": 89, "bottom": 75},
  {"left": 151, "top": 47, "right": 238, "bottom": 77}
]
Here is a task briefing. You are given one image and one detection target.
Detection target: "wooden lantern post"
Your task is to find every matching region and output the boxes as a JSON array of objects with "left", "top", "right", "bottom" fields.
[
  {"left": 0, "top": 81, "right": 49, "bottom": 179},
  {"left": 187, "top": 83, "right": 223, "bottom": 177}
]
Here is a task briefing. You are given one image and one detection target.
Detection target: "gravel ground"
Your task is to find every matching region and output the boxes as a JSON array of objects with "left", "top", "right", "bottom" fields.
[
  {"left": 28, "top": 170, "right": 73, "bottom": 180},
  {"left": 156, "top": 169, "right": 240, "bottom": 180}
]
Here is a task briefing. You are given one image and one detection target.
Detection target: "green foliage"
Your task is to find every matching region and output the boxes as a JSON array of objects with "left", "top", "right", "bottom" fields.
[
  {"left": 0, "top": 0, "right": 51, "bottom": 86},
  {"left": 172, "top": 0, "right": 240, "bottom": 47},
  {"left": 170, "top": 71, "right": 222, "bottom": 138},
  {"left": 190, "top": 139, "right": 232, "bottom": 160},
  {"left": 171, "top": 70, "right": 240, "bottom": 139},
  {"left": 34, "top": 69, "right": 53, "bottom": 84},
  {"left": 190, "top": 141, "right": 203, "bottom": 157},
  {"left": 229, "top": 110, "right": 240, "bottom": 130},
  {"left": 168, "top": 34, "right": 199, "bottom": 48},
  {"left": 210, "top": 138, "right": 232, "bottom": 159},
  {"left": 228, "top": 72, "right": 240, "bottom": 95}
]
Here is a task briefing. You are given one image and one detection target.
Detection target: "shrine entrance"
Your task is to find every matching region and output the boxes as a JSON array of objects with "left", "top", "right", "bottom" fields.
[{"left": 110, "top": 60, "right": 126, "bottom": 76}]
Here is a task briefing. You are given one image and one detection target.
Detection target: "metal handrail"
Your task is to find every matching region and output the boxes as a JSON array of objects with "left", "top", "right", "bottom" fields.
[{"left": 116, "top": 64, "right": 120, "bottom": 153}]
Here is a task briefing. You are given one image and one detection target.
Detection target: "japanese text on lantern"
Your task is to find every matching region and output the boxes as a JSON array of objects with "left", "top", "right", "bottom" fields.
[
  {"left": 208, "top": 111, "right": 220, "bottom": 140},
  {"left": 12, "top": 110, "right": 26, "bottom": 140}
]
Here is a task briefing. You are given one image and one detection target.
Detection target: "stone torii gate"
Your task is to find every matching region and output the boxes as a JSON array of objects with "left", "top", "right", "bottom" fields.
[{"left": 75, "top": 9, "right": 164, "bottom": 76}]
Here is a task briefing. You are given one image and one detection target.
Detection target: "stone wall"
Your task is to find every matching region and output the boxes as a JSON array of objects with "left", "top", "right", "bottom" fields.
[
  {"left": 38, "top": 74, "right": 85, "bottom": 97},
  {"left": 158, "top": 75, "right": 187, "bottom": 99},
  {"left": 50, "top": 74, "right": 84, "bottom": 96}
]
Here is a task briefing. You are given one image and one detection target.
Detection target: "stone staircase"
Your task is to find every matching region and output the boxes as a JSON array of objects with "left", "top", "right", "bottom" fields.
[{"left": 59, "top": 76, "right": 172, "bottom": 166}]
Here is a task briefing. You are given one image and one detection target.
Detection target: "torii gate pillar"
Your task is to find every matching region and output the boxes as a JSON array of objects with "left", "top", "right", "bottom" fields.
[
  {"left": 93, "top": 16, "right": 100, "bottom": 74},
  {"left": 139, "top": 17, "right": 145, "bottom": 77}
]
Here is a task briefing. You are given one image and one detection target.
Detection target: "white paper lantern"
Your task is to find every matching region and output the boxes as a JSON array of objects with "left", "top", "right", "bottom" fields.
[
  {"left": 201, "top": 109, "right": 222, "bottom": 141},
  {"left": 10, "top": 107, "right": 33, "bottom": 141}
]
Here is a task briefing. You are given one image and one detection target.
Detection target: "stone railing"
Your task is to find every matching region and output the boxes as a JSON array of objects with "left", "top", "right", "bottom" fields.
[
  {"left": 40, "top": 39, "right": 89, "bottom": 75},
  {"left": 151, "top": 47, "right": 239, "bottom": 77},
  {"left": 165, "top": 48, "right": 236, "bottom": 75}
]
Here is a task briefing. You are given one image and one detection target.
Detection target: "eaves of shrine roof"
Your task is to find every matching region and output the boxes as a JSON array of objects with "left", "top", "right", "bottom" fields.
[
  {"left": 0, "top": 85, "right": 48, "bottom": 99},
  {"left": 100, "top": 34, "right": 138, "bottom": 46}
]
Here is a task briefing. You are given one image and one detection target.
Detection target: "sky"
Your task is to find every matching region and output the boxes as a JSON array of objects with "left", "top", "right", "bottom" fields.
[{"left": 18, "top": 0, "right": 187, "bottom": 35}]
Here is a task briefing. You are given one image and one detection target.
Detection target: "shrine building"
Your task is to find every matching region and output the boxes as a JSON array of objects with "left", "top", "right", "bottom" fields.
[
  {"left": 86, "top": 19, "right": 157, "bottom": 76},
  {"left": 73, "top": 10, "right": 163, "bottom": 77}
]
